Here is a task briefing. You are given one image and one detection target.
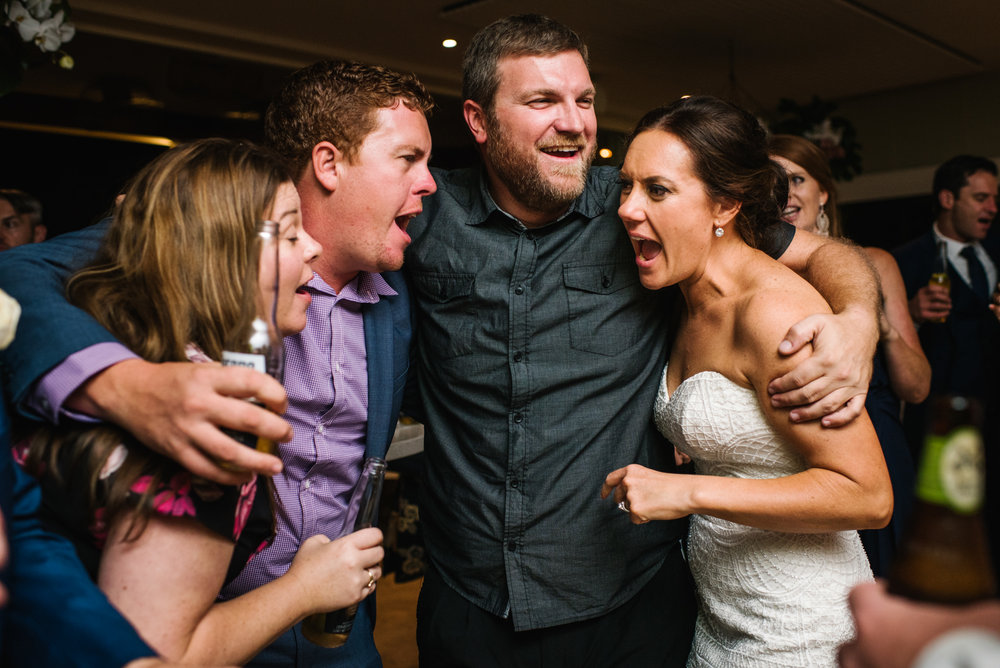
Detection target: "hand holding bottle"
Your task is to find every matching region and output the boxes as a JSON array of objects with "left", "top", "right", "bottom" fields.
[
  {"left": 286, "top": 528, "right": 384, "bottom": 617},
  {"left": 909, "top": 284, "right": 952, "bottom": 324},
  {"left": 915, "top": 241, "right": 952, "bottom": 324},
  {"left": 302, "top": 456, "right": 388, "bottom": 647}
]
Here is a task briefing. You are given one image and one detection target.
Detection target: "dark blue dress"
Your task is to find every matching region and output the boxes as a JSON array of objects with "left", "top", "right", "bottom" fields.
[{"left": 859, "top": 349, "right": 916, "bottom": 576}]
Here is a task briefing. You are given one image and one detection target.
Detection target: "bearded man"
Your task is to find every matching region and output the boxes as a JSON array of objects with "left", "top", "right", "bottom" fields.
[{"left": 404, "top": 13, "right": 883, "bottom": 668}]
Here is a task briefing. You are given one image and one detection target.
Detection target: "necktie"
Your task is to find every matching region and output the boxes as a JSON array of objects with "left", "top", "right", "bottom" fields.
[{"left": 959, "top": 245, "right": 990, "bottom": 302}]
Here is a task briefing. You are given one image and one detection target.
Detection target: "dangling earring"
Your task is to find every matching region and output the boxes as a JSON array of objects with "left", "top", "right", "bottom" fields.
[
  {"left": 714, "top": 225, "right": 724, "bottom": 238},
  {"left": 816, "top": 205, "right": 830, "bottom": 237}
]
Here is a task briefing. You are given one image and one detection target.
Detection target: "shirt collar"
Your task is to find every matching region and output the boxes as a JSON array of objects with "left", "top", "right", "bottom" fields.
[
  {"left": 470, "top": 167, "right": 609, "bottom": 228},
  {"left": 932, "top": 222, "right": 981, "bottom": 253},
  {"left": 306, "top": 270, "right": 396, "bottom": 304}
]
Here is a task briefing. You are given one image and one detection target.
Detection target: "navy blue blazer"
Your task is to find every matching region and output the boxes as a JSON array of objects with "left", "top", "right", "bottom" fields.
[{"left": 893, "top": 230, "right": 1000, "bottom": 399}]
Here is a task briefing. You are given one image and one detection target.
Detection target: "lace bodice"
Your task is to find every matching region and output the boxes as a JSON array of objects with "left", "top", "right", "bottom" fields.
[{"left": 654, "top": 367, "right": 871, "bottom": 667}]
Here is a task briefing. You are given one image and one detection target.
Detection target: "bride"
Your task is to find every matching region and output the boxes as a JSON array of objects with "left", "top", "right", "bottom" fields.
[{"left": 602, "top": 96, "right": 893, "bottom": 667}]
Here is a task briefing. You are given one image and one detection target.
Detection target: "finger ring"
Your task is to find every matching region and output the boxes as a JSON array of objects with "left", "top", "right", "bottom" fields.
[
  {"left": 365, "top": 568, "right": 376, "bottom": 589},
  {"left": 618, "top": 500, "right": 630, "bottom": 513}
]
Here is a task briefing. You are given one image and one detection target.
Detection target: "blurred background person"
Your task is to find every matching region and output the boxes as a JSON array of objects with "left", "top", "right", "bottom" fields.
[
  {"left": 769, "top": 134, "right": 929, "bottom": 576},
  {"left": 891, "top": 155, "right": 1000, "bottom": 577},
  {"left": 839, "top": 580, "right": 1000, "bottom": 668},
  {"left": 0, "top": 189, "right": 45, "bottom": 251}
]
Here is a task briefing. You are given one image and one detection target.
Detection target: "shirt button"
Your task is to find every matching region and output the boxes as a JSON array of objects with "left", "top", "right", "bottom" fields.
[
  {"left": 510, "top": 478, "right": 519, "bottom": 488},
  {"left": 317, "top": 425, "right": 326, "bottom": 435},
  {"left": 513, "top": 413, "right": 523, "bottom": 423},
  {"left": 514, "top": 285, "right": 524, "bottom": 295},
  {"left": 602, "top": 275, "right": 611, "bottom": 288},
  {"left": 507, "top": 541, "right": 517, "bottom": 552},
  {"left": 304, "top": 480, "right": 311, "bottom": 490},
  {"left": 525, "top": 232, "right": 535, "bottom": 241},
  {"left": 513, "top": 351, "right": 523, "bottom": 362}
]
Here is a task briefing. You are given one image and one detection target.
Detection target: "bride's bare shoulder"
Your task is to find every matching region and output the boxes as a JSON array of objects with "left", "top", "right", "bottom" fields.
[{"left": 734, "top": 264, "right": 832, "bottom": 375}]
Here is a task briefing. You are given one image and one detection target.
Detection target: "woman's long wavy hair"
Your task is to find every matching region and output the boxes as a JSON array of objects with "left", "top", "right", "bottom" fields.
[{"left": 25, "top": 138, "right": 291, "bottom": 539}]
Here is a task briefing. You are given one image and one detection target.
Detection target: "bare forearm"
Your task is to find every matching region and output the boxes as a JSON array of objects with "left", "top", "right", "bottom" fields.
[
  {"left": 879, "top": 328, "right": 931, "bottom": 404},
  {"left": 803, "top": 240, "right": 881, "bottom": 325},
  {"left": 179, "top": 575, "right": 314, "bottom": 665},
  {"left": 686, "top": 469, "right": 892, "bottom": 533},
  {"left": 178, "top": 532, "right": 381, "bottom": 665}
]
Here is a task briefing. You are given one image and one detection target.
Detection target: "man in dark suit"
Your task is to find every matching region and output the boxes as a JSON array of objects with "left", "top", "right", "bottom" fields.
[
  {"left": 893, "top": 154, "right": 1000, "bottom": 572},
  {"left": 893, "top": 155, "right": 998, "bottom": 414},
  {"left": 0, "top": 61, "right": 436, "bottom": 667}
]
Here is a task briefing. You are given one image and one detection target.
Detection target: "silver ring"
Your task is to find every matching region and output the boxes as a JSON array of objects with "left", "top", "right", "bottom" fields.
[
  {"left": 365, "top": 568, "right": 375, "bottom": 589},
  {"left": 618, "top": 500, "right": 630, "bottom": 513}
]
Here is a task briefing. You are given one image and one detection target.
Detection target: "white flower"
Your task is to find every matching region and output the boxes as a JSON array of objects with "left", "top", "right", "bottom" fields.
[
  {"left": 0, "top": 289, "right": 21, "bottom": 351},
  {"left": 32, "top": 10, "right": 74, "bottom": 52},
  {"left": 7, "top": 2, "right": 42, "bottom": 42},
  {"left": 23, "top": 0, "right": 53, "bottom": 20},
  {"left": 7, "top": 1, "right": 74, "bottom": 52}
]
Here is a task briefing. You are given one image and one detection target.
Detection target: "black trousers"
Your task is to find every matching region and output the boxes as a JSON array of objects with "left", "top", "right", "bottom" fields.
[{"left": 417, "top": 541, "right": 696, "bottom": 668}]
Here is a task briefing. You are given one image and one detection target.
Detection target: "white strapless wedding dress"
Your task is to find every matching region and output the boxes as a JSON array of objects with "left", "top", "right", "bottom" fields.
[{"left": 654, "top": 367, "right": 872, "bottom": 667}]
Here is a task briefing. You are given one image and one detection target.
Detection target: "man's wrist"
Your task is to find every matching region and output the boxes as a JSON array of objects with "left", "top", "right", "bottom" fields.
[
  {"left": 838, "top": 304, "right": 880, "bottom": 342},
  {"left": 28, "top": 343, "right": 138, "bottom": 423}
]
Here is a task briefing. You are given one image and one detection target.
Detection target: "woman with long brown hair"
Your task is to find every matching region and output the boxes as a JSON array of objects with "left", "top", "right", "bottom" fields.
[{"left": 18, "top": 138, "right": 382, "bottom": 664}]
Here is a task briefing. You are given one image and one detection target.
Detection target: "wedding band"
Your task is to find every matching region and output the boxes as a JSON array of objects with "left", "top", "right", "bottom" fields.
[
  {"left": 365, "top": 569, "right": 376, "bottom": 589},
  {"left": 618, "top": 500, "right": 630, "bottom": 513}
]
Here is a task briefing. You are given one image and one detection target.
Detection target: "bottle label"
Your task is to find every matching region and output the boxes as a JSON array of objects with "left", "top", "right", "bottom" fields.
[
  {"left": 917, "top": 426, "right": 985, "bottom": 514},
  {"left": 222, "top": 350, "right": 266, "bottom": 373}
]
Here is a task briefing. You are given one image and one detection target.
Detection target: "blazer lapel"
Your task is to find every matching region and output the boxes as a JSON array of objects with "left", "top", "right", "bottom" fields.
[{"left": 363, "top": 298, "right": 393, "bottom": 458}]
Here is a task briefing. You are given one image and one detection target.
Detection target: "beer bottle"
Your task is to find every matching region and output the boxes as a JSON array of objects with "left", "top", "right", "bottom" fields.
[
  {"left": 221, "top": 218, "right": 284, "bottom": 457},
  {"left": 927, "top": 241, "right": 950, "bottom": 323},
  {"left": 302, "top": 457, "right": 387, "bottom": 647},
  {"left": 888, "top": 395, "right": 996, "bottom": 604}
]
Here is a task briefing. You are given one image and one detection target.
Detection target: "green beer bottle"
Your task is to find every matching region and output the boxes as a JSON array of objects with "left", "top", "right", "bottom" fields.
[{"left": 888, "top": 395, "right": 996, "bottom": 604}]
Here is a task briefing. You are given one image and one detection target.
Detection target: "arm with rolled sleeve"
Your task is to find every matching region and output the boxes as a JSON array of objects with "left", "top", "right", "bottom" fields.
[{"left": 0, "top": 220, "right": 287, "bottom": 482}]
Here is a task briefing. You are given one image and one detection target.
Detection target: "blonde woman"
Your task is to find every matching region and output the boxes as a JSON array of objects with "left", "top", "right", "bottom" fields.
[{"left": 18, "top": 139, "right": 382, "bottom": 664}]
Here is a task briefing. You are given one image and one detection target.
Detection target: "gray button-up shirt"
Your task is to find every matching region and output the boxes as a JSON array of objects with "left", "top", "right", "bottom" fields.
[{"left": 405, "top": 166, "right": 792, "bottom": 631}]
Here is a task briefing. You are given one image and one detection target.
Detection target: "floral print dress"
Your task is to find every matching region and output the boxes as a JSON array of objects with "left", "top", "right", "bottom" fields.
[{"left": 13, "top": 344, "right": 275, "bottom": 584}]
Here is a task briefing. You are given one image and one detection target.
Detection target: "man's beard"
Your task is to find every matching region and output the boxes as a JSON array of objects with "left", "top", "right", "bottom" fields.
[{"left": 484, "top": 118, "right": 594, "bottom": 216}]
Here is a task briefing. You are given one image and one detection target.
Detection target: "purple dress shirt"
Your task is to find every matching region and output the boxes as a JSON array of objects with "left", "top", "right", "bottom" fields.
[{"left": 30, "top": 271, "right": 395, "bottom": 598}]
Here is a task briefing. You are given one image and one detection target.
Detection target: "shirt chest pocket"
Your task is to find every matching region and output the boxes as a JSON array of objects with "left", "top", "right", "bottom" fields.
[
  {"left": 411, "top": 271, "right": 477, "bottom": 359},
  {"left": 563, "top": 263, "right": 643, "bottom": 356}
]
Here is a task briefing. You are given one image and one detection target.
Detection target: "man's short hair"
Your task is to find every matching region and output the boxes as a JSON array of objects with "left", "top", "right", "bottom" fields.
[
  {"left": 264, "top": 60, "right": 434, "bottom": 179},
  {"left": 932, "top": 155, "right": 998, "bottom": 213},
  {"left": 0, "top": 189, "right": 42, "bottom": 227},
  {"left": 462, "top": 14, "right": 589, "bottom": 115}
]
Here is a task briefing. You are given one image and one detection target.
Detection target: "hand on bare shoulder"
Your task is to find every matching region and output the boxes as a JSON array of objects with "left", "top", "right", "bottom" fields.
[{"left": 767, "top": 231, "right": 879, "bottom": 427}]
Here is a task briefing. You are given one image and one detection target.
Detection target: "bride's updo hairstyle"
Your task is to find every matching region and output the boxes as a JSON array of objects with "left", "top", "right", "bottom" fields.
[{"left": 626, "top": 96, "right": 787, "bottom": 249}]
